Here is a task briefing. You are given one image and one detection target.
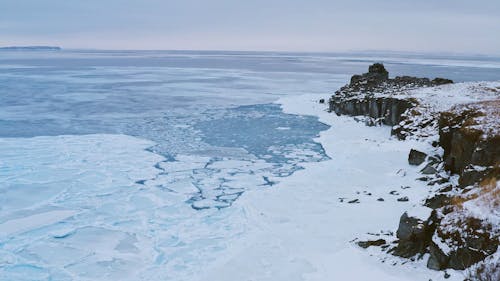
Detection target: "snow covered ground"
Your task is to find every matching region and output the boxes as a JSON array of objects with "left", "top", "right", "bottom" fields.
[{"left": 197, "top": 94, "right": 465, "bottom": 281}]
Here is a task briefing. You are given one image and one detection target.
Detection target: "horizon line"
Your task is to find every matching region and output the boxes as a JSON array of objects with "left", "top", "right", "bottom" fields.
[{"left": 2, "top": 46, "right": 500, "bottom": 57}]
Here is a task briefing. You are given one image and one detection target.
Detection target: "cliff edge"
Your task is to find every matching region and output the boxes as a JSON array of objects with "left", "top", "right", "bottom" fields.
[{"left": 328, "top": 64, "right": 500, "bottom": 277}]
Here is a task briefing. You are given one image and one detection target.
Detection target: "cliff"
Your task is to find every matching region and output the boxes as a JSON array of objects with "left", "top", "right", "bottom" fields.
[{"left": 329, "top": 64, "right": 500, "bottom": 274}]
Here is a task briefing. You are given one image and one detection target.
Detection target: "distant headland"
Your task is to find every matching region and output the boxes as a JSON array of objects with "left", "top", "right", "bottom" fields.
[{"left": 0, "top": 46, "right": 61, "bottom": 51}]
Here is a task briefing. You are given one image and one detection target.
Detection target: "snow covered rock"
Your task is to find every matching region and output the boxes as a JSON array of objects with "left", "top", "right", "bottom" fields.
[
  {"left": 329, "top": 63, "right": 500, "bottom": 273},
  {"left": 329, "top": 63, "right": 453, "bottom": 138},
  {"left": 434, "top": 214, "right": 499, "bottom": 270}
]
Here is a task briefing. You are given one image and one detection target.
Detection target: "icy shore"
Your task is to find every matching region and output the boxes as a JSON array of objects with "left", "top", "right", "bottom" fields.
[
  {"left": 197, "top": 93, "right": 458, "bottom": 281},
  {"left": 197, "top": 75, "right": 499, "bottom": 280}
]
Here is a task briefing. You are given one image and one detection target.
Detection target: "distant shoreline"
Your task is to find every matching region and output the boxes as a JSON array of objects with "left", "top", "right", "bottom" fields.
[{"left": 0, "top": 46, "right": 61, "bottom": 51}]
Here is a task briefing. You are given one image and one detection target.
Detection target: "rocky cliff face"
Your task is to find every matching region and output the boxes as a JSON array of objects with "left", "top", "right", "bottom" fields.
[
  {"left": 329, "top": 63, "right": 499, "bottom": 273},
  {"left": 329, "top": 63, "right": 452, "bottom": 137},
  {"left": 439, "top": 100, "right": 500, "bottom": 187}
]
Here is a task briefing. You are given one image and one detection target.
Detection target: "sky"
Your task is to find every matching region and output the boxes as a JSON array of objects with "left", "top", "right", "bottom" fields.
[{"left": 1, "top": 0, "right": 500, "bottom": 54}]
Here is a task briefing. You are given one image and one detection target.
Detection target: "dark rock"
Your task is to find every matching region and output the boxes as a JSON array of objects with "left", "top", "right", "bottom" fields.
[
  {"left": 427, "top": 177, "right": 449, "bottom": 186},
  {"left": 427, "top": 156, "right": 441, "bottom": 165},
  {"left": 329, "top": 64, "right": 455, "bottom": 141},
  {"left": 349, "top": 63, "right": 389, "bottom": 85},
  {"left": 389, "top": 190, "right": 399, "bottom": 195},
  {"left": 448, "top": 248, "right": 487, "bottom": 270},
  {"left": 417, "top": 176, "right": 431, "bottom": 181},
  {"left": 348, "top": 199, "right": 360, "bottom": 204},
  {"left": 397, "top": 196, "right": 409, "bottom": 202},
  {"left": 459, "top": 165, "right": 500, "bottom": 188},
  {"left": 421, "top": 164, "right": 438, "bottom": 175},
  {"left": 368, "top": 63, "right": 389, "bottom": 80},
  {"left": 439, "top": 101, "right": 500, "bottom": 185},
  {"left": 392, "top": 211, "right": 439, "bottom": 258},
  {"left": 409, "top": 149, "right": 427, "bottom": 165},
  {"left": 424, "top": 194, "right": 452, "bottom": 209},
  {"left": 435, "top": 216, "right": 499, "bottom": 270},
  {"left": 392, "top": 213, "right": 427, "bottom": 257},
  {"left": 377, "top": 198, "right": 385, "bottom": 201},
  {"left": 357, "top": 239, "right": 386, "bottom": 249},
  {"left": 427, "top": 242, "right": 449, "bottom": 270},
  {"left": 319, "top": 98, "right": 325, "bottom": 104},
  {"left": 396, "top": 213, "right": 426, "bottom": 241},
  {"left": 329, "top": 96, "right": 415, "bottom": 127},
  {"left": 328, "top": 63, "right": 437, "bottom": 135},
  {"left": 439, "top": 185, "right": 453, "bottom": 193},
  {"left": 432, "top": 78, "right": 454, "bottom": 85}
]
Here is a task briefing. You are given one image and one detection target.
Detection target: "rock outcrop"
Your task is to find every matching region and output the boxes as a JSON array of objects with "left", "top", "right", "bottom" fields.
[
  {"left": 329, "top": 63, "right": 500, "bottom": 272},
  {"left": 439, "top": 100, "right": 500, "bottom": 187},
  {"left": 329, "top": 63, "right": 452, "bottom": 136},
  {"left": 391, "top": 211, "right": 439, "bottom": 258},
  {"left": 408, "top": 149, "right": 427, "bottom": 166}
]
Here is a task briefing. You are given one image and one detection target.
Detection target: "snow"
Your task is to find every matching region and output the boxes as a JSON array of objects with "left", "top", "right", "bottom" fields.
[
  {"left": 461, "top": 179, "right": 500, "bottom": 230},
  {"left": 195, "top": 94, "right": 462, "bottom": 281},
  {"left": 406, "top": 81, "right": 500, "bottom": 111}
]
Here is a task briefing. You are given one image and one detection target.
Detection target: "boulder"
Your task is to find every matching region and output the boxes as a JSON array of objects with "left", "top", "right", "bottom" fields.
[
  {"left": 357, "top": 239, "right": 386, "bottom": 249},
  {"left": 432, "top": 78, "right": 454, "bottom": 85},
  {"left": 427, "top": 242, "right": 449, "bottom": 270},
  {"left": 421, "top": 164, "right": 438, "bottom": 175},
  {"left": 392, "top": 211, "right": 439, "bottom": 258},
  {"left": 424, "top": 194, "right": 452, "bottom": 209},
  {"left": 408, "top": 149, "right": 427, "bottom": 165}
]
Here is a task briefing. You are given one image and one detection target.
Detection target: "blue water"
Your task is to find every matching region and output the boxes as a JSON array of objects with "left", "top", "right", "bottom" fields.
[{"left": 1, "top": 49, "right": 499, "bottom": 280}]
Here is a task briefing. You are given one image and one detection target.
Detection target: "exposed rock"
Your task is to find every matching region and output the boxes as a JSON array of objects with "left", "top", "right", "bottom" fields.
[
  {"left": 319, "top": 98, "right": 325, "bottom": 104},
  {"left": 391, "top": 211, "right": 441, "bottom": 260},
  {"left": 417, "top": 176, "right": 431, "bottom": 182},
  {"left": 329, "top": 63, "right": 453, "bottom": 140},
  {"left": 328, "top": 64, "right": 499, "bottom": 272},
  {"left": 427, "top": 242, "right": 449, "bottom": 270},
  {"left": 397, "top": 196, "right": 409, "bottom": 202},
  {"left": 392, "top": 212, "right": 438, "bottom": 258},
  {"left": 436, "top": 216, "right": 499, "bottom": 270},
  {"left": 369, "top": 63, "right": 389, "bottom": 79},
  {"left": 348, "top": 199, "right": 360, "bottom": 204},
  {"left": 424, "top": 194, "right": 452, "bottom": 209},
  {"left": 357, "top": 239, "right": 387, "bottom": 249},
  {"left": 421, "top": 164, "right": 438, "bottom": 175},
  {"left": 432, "top": 78, "right": 454, "bottom": 85},
  {"left": 439, "top": 100, "right": 500, "bottom": 187},
  {"left": 427, "top": 177, "right": 449, "bottom": 186},
  {"left": 408, "top": 149, "right": 427, "bottom": 165},
  {"left": 330, "top": 96, "right": 415, "bottom": 126}
]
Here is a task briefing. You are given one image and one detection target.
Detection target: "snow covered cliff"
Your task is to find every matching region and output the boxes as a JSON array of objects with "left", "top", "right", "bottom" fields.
[{"left": 329, "top": 64, "right": 500, "bottom": 277}]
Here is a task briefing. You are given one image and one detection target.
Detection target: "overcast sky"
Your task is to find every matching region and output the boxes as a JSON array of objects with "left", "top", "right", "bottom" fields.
[{"left": 1, "top": 0, "right": 499, "bottom": 54}]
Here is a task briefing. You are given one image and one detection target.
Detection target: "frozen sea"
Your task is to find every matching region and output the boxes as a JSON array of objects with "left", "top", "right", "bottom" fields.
[{"left": 1, "top": 50, "right": 500, "bottom": 280}]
